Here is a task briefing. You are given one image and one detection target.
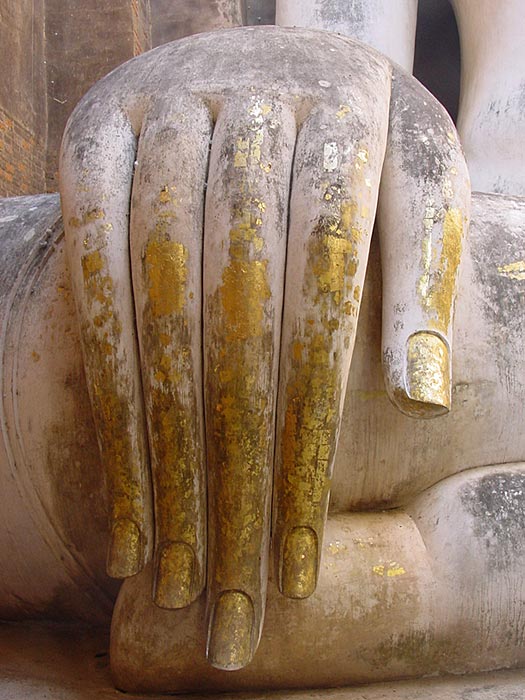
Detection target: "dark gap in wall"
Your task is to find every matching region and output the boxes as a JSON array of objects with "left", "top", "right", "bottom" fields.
[
  {"left": 414, "top": 0, "right": 461, "bottom": 123},
  {"left": 246, "top": 0, "right": 276, "bottom": 25}
]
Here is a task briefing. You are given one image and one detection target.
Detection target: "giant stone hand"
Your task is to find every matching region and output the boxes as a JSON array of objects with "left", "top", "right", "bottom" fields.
[{"left": 59, "top": 27, "right": 469, "bottom": 671}]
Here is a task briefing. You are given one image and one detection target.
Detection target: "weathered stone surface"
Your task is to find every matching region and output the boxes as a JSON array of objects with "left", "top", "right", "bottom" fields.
[
  {"left": 0, "top": 194, "right": 117, "bottom": 623},
  {"left": 0, "top": 6, "right": 523, "bottom": 696},
  {"left": 1, "top": 31, "right": 522, "bottom": 678},
  {"left": 1, "top": 622, "right": 524, "bottom": 699},
  {"left": 52, "top": 25, "right": 518, "bottom": 688}
]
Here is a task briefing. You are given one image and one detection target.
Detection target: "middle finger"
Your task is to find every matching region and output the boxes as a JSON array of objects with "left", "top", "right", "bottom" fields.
[{"left": 204, "top": 94, "right": 296, "bottom": 670}]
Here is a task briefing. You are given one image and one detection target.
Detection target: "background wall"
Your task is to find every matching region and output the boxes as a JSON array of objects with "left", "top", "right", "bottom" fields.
[
  {"left": 0, "top": 0, "right": 150, "bottom": 197},
  {"left": 0, "top": 0, "right": 47, "bottom": 197},
  {"left": 44, "top": 0, "right": 151, "bottom": 190},
  {"left": 150, "top": 0, "right": 244, "bottom": 46},
  {"left": 0, "top": 0, "right": 460, "bottom": 198},
  {"left": 415, "top": 0, "right": 460, "bottom": 122}
]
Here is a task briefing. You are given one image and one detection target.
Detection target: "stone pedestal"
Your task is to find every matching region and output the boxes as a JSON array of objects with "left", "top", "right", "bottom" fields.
[{"left": 0, "top": 622, "right": 523, "bottom": 700}]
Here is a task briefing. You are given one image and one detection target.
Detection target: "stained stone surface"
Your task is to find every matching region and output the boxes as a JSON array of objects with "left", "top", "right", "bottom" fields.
[{"left": 0, "top": 622, "right": 524, "bottom": 699}]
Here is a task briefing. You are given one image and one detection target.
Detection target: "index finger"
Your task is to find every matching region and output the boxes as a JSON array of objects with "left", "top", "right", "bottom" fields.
[{"left": 60, "top": 97, "right": 153, "bottom": 578}]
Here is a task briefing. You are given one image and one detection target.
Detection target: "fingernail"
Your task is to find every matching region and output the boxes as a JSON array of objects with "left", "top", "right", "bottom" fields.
[
  {"left": 406, "top": 332, "right": 450, "bottom": 416},
  {"left": 280, "top": 526, "right": 318, "bottom": 599},
  {"left": 207, "top": 590, "right": 255, "bottom": 670},
  {"left": 153, "top": 541, "right": 195, "bottom": 609},
  {"left": 107, "top": 518, "right": 142, "bottom": 578}
]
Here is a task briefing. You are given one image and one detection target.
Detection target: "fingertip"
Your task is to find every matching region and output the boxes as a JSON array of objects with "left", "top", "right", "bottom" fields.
[
  {"left": 280, "top": 526, "right": 318, "bottom": 599},
  {"left": 153, "top": 541, "right": 199, "bottom": 609},
  {"left": 107, "top": 518, "right": 143, "bottom": 578},
  {"left": 407, "top": 331, "right": 450, "bottom": 410},
  {"left": 387, "top": 332, "right": 451, "bottom": 419},
  {"left": 207, "top": 590, "right": 255, "bottom": 671}
]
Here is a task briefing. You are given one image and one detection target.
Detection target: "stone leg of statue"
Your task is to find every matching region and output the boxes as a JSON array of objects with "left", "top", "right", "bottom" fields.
[
  {"left": 451, "top": 0, "right": 525, "bottom": 196},
  {"left": 111, "top": 463, "right": 525, "bottom": 693},
  {"left": 59, "top": 25, "right": 468, "bottom": 678},
  {"left": 276, "top": 0, "right": 418, "bottom": 71}
]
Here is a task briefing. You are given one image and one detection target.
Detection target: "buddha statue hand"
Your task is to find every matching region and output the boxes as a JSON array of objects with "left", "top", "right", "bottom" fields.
[{"left": 59, "top": 26, "right": 469, "bottom": 671}]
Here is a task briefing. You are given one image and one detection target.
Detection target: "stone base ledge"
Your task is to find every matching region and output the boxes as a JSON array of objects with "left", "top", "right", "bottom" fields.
[{"left": 0, "top": 622, "right": 523, "bottom": 700}]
